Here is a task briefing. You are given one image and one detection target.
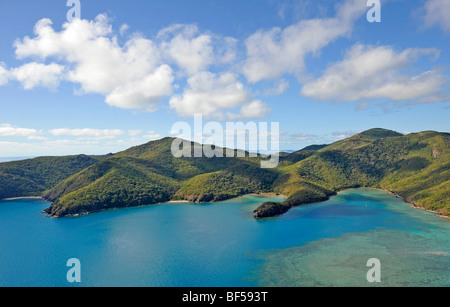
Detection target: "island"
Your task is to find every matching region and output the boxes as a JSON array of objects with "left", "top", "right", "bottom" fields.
[{"left": 0, "top": 128, "right": 448, "bottom": 219}]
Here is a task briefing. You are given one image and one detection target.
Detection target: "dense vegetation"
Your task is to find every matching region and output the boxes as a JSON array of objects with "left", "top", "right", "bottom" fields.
[
  {"left": 175, "top": 163, "right": 279, "bottom": 202},
  {"left": 0, "top": 155, "right": 101, "bottom": 199},
  {"left": 253, "top": 182, "right": 334, "bottom": 218},
  {"left": 0, "top": 128, "right": 449, "bottom": 218},
  {"left": 254, "top": 129, "right": 450, "bottom": 218},
  {"left": 42, "top": 138, "right": 279, "bottom": 217}
]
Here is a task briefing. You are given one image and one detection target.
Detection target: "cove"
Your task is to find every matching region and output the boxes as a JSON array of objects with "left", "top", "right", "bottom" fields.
[{"left": 0, "top": 189, "right": 448, "bottom": 287}]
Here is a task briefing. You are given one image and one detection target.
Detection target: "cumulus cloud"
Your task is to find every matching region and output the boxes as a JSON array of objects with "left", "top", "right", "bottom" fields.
[
  {"left": 11, "top": 62, "right": 65, "bottom": 89},
  {"left": 158, "top": 24, "right": 237, "bottom": 76},
  {"left": 217, "top": 37, "right": 238, "bottom": 65},
  {"left": 169, "top": 71, "right": 270, "bottom": 119},
  {"left": 423, "top": 0, "right": 450, "bottom": 32},
  {"left": 301, "top": 44, "right": 448, "bottom": 103},
  {"left": 0, "top": 61, "right": 64, "bottom": 89},
  {"left": 9, "top": 15, "right": 245, "bottom": 115},
  {"left": 13, "top": 14, "right": 173, "bottom": 111},
  {"left": 0, "top": 124, "right": 38, "bottom": 137},
  {"left": 105, "top": 65, "right": 174, "bottom": 111},
  {"left": 235, "top": 100, "right": 271, "bottom": 119},
  {"left": 158, "top": 24, "right": 214, "bottom": 76},
  {"left": 242, "top": 0, "right": 367, "bottom": 83}
]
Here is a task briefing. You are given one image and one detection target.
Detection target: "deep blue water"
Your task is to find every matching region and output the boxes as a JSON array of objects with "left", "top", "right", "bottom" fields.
[{"left": 0, "top": 189, "right": 448, "bottom": 287}]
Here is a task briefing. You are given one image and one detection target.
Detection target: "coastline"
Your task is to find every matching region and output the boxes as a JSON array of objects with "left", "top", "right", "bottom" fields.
[
  {"left": 354, "top": 187, "right": 450, "bottom": 222},
  {"left": 390, "top": 192, "right": 450, "bottom": 222},
  {"left": 5, "top": 189, "right": 448, "bottom": 222},
  {"left": 254, "top": 187, "right": 449, "bottom": 221},
  {"left": 44, "top": 193, "right": 286, "bottom": 218}
]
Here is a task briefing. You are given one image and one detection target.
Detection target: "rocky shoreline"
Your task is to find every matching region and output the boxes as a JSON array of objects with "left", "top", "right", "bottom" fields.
[
  {"left": 253, "top": 187, "right": 450, "bottom": 221},
  {"left": 383, "top": 189, "right": 450, "bottom": 221},
  {"left": 3, "top": 188, "right": 448, "bottom": 222}
]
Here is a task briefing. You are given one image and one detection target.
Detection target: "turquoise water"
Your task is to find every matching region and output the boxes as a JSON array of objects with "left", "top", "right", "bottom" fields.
[{"left": 0, "top": 189, "right": 448, "bottom": 287}]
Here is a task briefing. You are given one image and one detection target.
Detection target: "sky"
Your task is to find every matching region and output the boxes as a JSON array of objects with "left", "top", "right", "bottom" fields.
[{"left": 0, "top": 0, "right": 449, "bottom": 157}]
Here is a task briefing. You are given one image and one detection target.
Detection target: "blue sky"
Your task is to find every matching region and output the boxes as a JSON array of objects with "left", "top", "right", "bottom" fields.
[{"left": 0, "top": 0, "right": 449, "bottom": 157}]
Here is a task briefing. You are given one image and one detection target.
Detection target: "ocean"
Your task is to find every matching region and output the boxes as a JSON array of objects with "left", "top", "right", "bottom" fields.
[{"left": 0, "top": 189, "right": 448, "bottom": 287}]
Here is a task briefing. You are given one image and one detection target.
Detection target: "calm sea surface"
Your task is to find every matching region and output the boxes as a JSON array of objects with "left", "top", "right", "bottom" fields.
[{"left": 0, "top": 189, "right": 448, "bottom": 287}]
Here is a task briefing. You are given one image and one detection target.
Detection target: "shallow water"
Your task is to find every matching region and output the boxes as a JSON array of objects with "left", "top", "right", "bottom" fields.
[{"left": 0, "top": 189, "right": 448, "bottom": 287}]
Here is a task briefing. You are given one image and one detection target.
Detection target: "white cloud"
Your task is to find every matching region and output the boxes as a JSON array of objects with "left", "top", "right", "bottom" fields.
[
  {"left": 423, "top": 0, "right": 450, "bottom": 32},
  {"left": 49, "top": 128, "right": 125, "bottom": 140},
  {"left": 27, "top": 135, "right": 48, "bottom": 141},
  {"left": 0, "top": 125, "right": 164, "bottom": 157},
  {"left": 10, "top": 16, "right": 242, "bottom": 113},
  {"left": 13, "top": 14, "right": 173, "bottom": 111},
  {"left": 105, "top": 65, "right": 174, "bottom": 111},
  {"left": 235, "top": 100, "right": 271, "bottom": 119},
  {"left": 169, "top": 71, "right": 270, "bottom": 119},
  {"left": 120, "top": 24, "right": 130, "bottom": 36},
  {"left": 0, "top": 124, "right": 38, "bottom": 137},
  {"left": 0, "top": 139, "right": 101, "bottom": 157},
  {"left": 301, "top": 44, "right": 447, "bottom": 103},
  {"left": 0, "top": 63, "right": 9, "bottom": 86},
  {"left": 11, "top": 62, "right": 65, "bottom": 89},
  {"left": 217, "top": 37, "right": 238, "bottom": 65},
  {"left": 128, "top": 130, "right": 144, "bottom": 136},
  {"left": 158, "top": 24, "right": 237, "bottom": 76},
  {"left": 242, "top": 0, "right": 367, "bottom": 83},
  {"left": 158, "top": 24, "right": 214, "bottom": 76},
  {"left": 48, "top": 128, "right": 163, "bottom": 142},
  {"left": 142, "top": 131, "right": 161, "bottom": 140}
]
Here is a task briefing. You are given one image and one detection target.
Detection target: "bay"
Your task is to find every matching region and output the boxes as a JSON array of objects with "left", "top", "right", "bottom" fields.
[{"left": 0, "top": 189, "right": 448, "bottom": 287}]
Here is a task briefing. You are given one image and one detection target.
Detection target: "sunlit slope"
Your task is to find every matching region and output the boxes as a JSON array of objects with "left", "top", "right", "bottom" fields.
[
  {"left": 1, "top": 129, "right": 448, "bottom": 218},
  {"left": 254, "top": 129, "right": 450, "bottom": 218},
  {"left": 0, "top": 155, "right": 101, "bottom": 199},
  {"left": 43, "top": 138, "right": 279, "bottom": 217}
]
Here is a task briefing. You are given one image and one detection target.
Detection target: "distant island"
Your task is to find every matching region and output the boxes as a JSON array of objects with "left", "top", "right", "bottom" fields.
[{"left": 0, "top": 128, "right": 448, "bottom": 219}]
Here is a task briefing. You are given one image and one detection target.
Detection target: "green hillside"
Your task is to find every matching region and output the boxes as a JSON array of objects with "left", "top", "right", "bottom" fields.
[
  {"left": 254, "top": 129, "right": 450, "bottom": 218},
  {"left": 43, "top": 156, "right": 180, "bottom": 217},
  {"left": 0, "top": 129, "right": 448, "bottom": 219},
  {"left": 0, "top": 155, "right": 102, "bottom": 199},
  {"left": 175, "top": 163, "right": 279, "bottom": 202},
  {"left": 41, "top": 138, "right": 279, "bottom": 217}
]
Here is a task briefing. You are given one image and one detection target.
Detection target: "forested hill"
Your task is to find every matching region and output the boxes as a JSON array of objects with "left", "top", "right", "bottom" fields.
[
  {"left": 0, "top": 128, "right": 448, "bottom": 219},
  {"left": 254, "top": 129, "right": 449, "bottom": 218},
  {"left": 0, "top": 155, "right": 103, "bottom": 200}
]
